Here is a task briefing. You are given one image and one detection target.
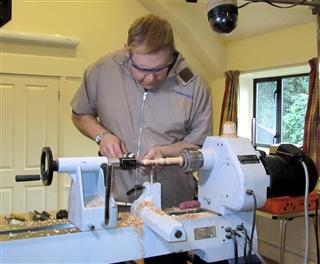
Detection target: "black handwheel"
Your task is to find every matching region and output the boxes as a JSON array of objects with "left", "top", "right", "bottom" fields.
[{"left": 40, "top": 147, "right": 58, "bottom": 186}]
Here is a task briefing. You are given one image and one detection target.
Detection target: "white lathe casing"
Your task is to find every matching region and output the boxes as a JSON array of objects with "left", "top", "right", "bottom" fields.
[
  {"left": 131, "top": 182, "right": 187, "bottom": 242},
  {"left": 2, "top": 136, "right": 269, "bottom": 263},
  {"left": 58, "top": 157, "right": 117, "bottom": 231},
  {"left": 198, "top": 136, "right": 270, "bottom": 214}
]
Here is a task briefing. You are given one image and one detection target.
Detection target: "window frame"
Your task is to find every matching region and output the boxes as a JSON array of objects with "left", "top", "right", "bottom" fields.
[{"left": 253, "top": 72, "right": 309, "bottom": 148}]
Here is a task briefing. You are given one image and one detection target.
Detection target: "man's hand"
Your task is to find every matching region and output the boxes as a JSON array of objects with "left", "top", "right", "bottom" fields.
[
  {"left": 139, "top": 146, "right": 165, "bottom": 176},
  {"left": 143, "top": 141, "right": 199, "bottom": 159},
  {"left": 143, "top": 146, "right": 165, "bottom": 160},
  {"left": 140, "top": 142, "right": 199, "bottom": 176},
  {"left": 99, "top": 134, "right": 127, "bottom": 158}
]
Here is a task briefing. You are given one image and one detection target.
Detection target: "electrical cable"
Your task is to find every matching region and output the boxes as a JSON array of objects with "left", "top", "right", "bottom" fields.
[
  {"left": 315, "top": 191, "right": 319, "bottom": 264},
  {"left": 232, "top": 232, "right": 239, "bottom": 264},
  {"left": 243, "top": 238, "right": 248, "bottom": 260},
  {"left": 225, "top": 227, "right": 239, "bottom": 264},
  {"left": 235, "top": 226, "right": 268, "bottom": 264},
  {"left": 238, "top": 2, "right": 255, "bottom": 9},
  {"left": 234, "top": 230, "right": 249, "bottom": 262},
  {"left": 263, "top": 0, "right": 308, "bottom": 8},
  {"left": 236, "top": 224, "right": 250, "bottom": 259},
  {"left": 234, "top": 230, "right": 247, "bottom": 258},
  {"left": 301, "top": 160, "right": 309, "bottom": 264},
  {"left": 245, "top": 190, "right": 257, "bottom": 263}
]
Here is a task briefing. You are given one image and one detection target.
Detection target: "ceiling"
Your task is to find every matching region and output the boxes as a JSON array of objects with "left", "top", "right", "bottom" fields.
[
  {"left": 170, "top": 0, "right": 316, "bottom": 42},
  {"left": 222, "top": 1, "right": 315, "bottom": 41},
  {"left": 137, "top": 0, "right": 317, "bottom": 79}
]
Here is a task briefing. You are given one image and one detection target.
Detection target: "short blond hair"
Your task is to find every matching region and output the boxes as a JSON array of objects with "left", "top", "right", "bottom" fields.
[{"left": 127, "top": 14, "right": 175, "bottom": 54}]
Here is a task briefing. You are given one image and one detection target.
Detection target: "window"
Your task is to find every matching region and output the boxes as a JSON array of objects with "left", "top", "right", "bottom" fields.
[{"left": 253, "top": 73, "right": 309, "bottom": 147}]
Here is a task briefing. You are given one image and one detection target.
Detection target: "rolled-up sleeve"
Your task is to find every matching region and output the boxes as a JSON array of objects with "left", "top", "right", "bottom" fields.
[{"left": 71, "top": 66, "right": 99, "bottom": 116}]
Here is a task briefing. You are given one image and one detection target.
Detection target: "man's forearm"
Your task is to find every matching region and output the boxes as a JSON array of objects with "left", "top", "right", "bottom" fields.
[
  {"left": 160, "top": 141, "right": 199, "bottom": 157},
  {"left": 71, "top": 113, "right": 109, "bottom": 141}
]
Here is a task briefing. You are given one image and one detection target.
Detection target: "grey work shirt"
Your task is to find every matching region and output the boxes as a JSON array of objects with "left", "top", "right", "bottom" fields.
[{"left": 71, "top": 49, "right": 212, "bottom": 208}]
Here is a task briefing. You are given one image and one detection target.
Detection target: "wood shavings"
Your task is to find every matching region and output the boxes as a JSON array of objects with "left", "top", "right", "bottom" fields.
[
  {"left": 0, "top": 218, "right": 70, "bottom": 231},
  {"left": 136, "top": 201, "right": 166, "bottom": 216},
  {"left": 165, "top": 207, "right": 208, "bottom": 221},
  {"left": 118, "top": 212, "right": 144, "bottom": 239},
  {"left": 118, "top": 212, "right": 143, "bottom": 228},
  {"left": 85, "top": 195, "right": 105, "bottom": 208},
  {"left": 0, "top": 218, "right": 77, "bottom": 241},
  {"left": 172, "top": 213, "right": 201, "bottom": 221},
  {"left": 118, "top": 212, "right": 145, "bottom": 259},
  {"left": 8, "top": 233, "right": 17, "bottom": 238}
]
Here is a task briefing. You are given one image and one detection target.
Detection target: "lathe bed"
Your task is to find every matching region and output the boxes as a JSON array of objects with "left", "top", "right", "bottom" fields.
[{"left": 1, "top": 208, "right": 254, "bottom": 263}]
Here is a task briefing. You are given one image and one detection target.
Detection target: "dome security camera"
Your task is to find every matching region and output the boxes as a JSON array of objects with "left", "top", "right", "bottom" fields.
[{"left": 207, "top": 0, "right": 238, "bottom": 34}]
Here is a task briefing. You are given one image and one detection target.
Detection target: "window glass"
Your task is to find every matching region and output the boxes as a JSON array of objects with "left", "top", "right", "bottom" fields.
[
  {"left": 281, "top": 76, "right": 309, "bottom": 145},
  {"left": 256, "top": 81, "right": 277, "bottom": 146},
  {"left": 254, "top": 74, "right": 308, "bottom": 147}
]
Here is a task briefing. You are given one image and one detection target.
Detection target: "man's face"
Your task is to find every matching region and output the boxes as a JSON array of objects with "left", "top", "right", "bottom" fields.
[{"left": 128, "top": 48, "right": 173, "bottom": 90}]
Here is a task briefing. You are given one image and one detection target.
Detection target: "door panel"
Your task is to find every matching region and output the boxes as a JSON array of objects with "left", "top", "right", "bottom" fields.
[
  {"left": 1, "top": 83, "right": 14, "bottom": 170},
  {"left": 0, "top": 74, "right": 59, "bottom": 215}
]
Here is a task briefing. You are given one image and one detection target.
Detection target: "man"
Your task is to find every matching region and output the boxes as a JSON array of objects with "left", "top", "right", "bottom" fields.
[{"left": 71, "top": 14, "right": 212, "bottom": 263}]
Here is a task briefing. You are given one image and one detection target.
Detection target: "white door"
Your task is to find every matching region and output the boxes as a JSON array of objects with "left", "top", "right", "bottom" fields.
[{"left": 0, "top": 73, "right": 59, "bottom": 215}]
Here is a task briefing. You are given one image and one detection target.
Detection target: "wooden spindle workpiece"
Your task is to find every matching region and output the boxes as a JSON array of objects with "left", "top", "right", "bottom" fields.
[{"left": 139, "top": 156, "right": 183, "bottom": 166}]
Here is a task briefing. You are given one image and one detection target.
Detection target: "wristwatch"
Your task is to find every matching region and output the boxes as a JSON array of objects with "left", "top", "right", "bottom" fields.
[{"left": 95, "top": 131, "right": 108, "bottom": 145}]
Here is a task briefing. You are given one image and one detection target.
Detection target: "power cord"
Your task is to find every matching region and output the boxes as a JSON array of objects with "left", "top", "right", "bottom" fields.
[
  {"left": 231, "top": 224, "right": 268, "bottom": 264},
  {"left": 301, "top": 160, "right": 309, "bottom": 264},
  {"left": 316, "top": 191, "right": 319, "bottom": 264},
  {"left": 236, "top": 224, "right": 250, "bottom": 260},
  {"left": 245, "top": 189, "right": 257, "bottom": 263},
  {"left": 263, "top": 0, "right": 308, "bottom": 8},
  {"left": 238, "top": 0, "right": 308, "bottom": 9},
  {"left": 225, "top": 227, "right": 239, "bottom": 264},
  {"left": 238, "top": 2, "right": 255, "bottom": 9}
]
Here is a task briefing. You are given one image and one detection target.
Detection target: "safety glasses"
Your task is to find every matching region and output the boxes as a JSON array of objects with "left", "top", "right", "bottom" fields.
[{"left": 129, "top": 53, "right": 174, "bottom": 74}]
